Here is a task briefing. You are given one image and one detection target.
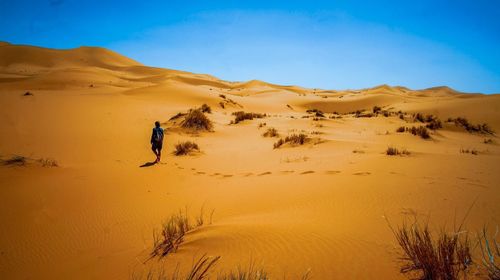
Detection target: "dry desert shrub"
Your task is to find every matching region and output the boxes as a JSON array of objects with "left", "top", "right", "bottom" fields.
[
  {"left": 479, "top": 227, "right": 500, "bottom": 280},
  {"left": 387, "top": 220, "right": 473, "bottom": 280},
  {"left": 397, "top": 126, "right": 406, "bottom": 133},
  {"left": 200, "top": 104, "right": 212, "bottom": 114},
  {"left": 174, "top": 141, "right": 200, "bottom": 156},
  {"left": 273, "top": 133, "right": 309, "bottom": 149},
  {"left": 262, "top": 127, "right": 279, "bottom": 138},
  {"left": 306, "top": 108, "right": 324, "bottom": 117},
  {"left": 149, "top": 208, "right": 212, "bottom": 260},
  {"left": 484, "top": 139, "right": 495, "bottom": 144},
  {"left": 181, "top": 109, "right": 213, "bottom": 131},
  {"left": 231, "top": 111, "right": 265, "bottom": 124},
  {"left": 414, "top": 113, "right": 426, "bottom": 123},
  {"left": 449, "top": 117, "right": 494, "bottom": 135},
  {"left": 386, "top": 146, "right": 410, "bottom": 156},
  {"left": 410, "top": 126, "right": 431, "bottom": 139},
  {"left": 373, "top": 106, "right": 382, "bottom": 113},
  {"left": 38, "top": 158, "right": 58, "bottom": 167},
  {"left": 1, "top": 155, "right": 28, "bottom": 166},
  {"left": 460, "top": 148, "right": 478, "bottom": 155}
]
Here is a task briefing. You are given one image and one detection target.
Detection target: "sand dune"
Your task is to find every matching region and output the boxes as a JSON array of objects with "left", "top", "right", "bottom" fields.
[{"left": 0, "top": 43, "right": 499, "bottom": 279}]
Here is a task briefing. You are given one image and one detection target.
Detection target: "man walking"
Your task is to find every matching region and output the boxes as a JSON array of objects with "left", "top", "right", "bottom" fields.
[{"left": 151, "top": 121, "right": 164, "bottom": 163}]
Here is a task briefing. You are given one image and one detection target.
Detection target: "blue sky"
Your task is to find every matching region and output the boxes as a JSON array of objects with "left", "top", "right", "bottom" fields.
[{"left": 1, "top": 0, "right": 499, "bottom": 93}]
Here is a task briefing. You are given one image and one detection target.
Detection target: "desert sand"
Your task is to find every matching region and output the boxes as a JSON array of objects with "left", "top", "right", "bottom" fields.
[{"left": 0, "top": 42, "right": 499, "bottom": 279}]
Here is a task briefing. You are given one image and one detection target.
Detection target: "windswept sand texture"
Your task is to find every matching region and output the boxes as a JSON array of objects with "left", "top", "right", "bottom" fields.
[{"left": 0, "top": 43, "right": 499, "bottom": 279}]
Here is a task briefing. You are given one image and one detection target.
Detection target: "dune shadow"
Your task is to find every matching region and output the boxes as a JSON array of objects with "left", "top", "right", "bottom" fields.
[{"left": 140, "top": 161, "right": 157, "bottom": 168}]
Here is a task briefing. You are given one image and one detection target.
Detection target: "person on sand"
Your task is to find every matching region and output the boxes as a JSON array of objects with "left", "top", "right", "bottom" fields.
[{"left": 151, "top": 121, "right": 164, "bottom": 163}]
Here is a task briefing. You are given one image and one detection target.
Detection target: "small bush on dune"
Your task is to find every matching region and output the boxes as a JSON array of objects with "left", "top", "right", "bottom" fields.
[
  {"left": 478, "top": 227, "right": 500, "bottom": 280},
  {"left": 460, "top": 148, "right": 478, "bottom": 155},
  {"left": 409, "top": 126, "right": 430, "bottom": 139},
  {"left": 174, "top": 141, "right": 200, "bottom": 156},
  {"left": 397, "top": 126, "right": 406, "bottom": 133},
  {"left": 262, "top": 127, "right": 279, "bottom": 137},
  {"left": 200, "top": 104, "right": 212, "bottom": 113},
  {"left": 273, "top": 133, "right": 309, "bottom": 149},
  {"left": 231, "top": 111, "right": 265, "bottom": 124},
  {"left": 387, "top": 219, "right": 473, "bottom": 280},
  {"left": 373, "top": 106, "right": 382, "bottom": 113},
  {"left": 484, "top": 138, "right": 494, "bottom": 144},
  {"left": 38, "top": 158, "right": 58, "bottom": 167},
  {"left": 181, "top": 109, "right": 213, "bottom": 131},
  {"left": 449, "top": 117, "right": 495, "bottom": 135},
  {"left": 1, "top": 155, "right": 27, "bottom": 166},
  {"left": 414, "top": 113, "right": 425, "bottom": 123},
  {"left": 386, "top": 146, "right": 410, "bottom": 156}
]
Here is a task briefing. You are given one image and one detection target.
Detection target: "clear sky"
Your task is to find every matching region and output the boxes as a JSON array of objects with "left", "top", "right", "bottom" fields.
[{"left": 1, "top": 0, "right": 499, "bottom": 93}]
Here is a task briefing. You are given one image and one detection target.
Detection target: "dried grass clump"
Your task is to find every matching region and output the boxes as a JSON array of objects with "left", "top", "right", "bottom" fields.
[
  {"left": 200, "top": 104, "right": 212, "bottom": 114},
  {"left": 174, "top": 141, "right": 200, "bottom": 156},
  {"left": 387, "top": 220, "right": 473, "bottom": 280},
  {"left": 460, "top": 148, "right": 478, "bottom": 155},
  {"left": 479, "top": 227, "right": 500, "bottom": 280},
  {"left": 484, "top": 139, "right": 494, "bottom": 144},
  {"left": 181, "top": 109, "right": 213, "bottom": 131},
  {"left": 231, "top": 111, "right": 265, "bottom": 124},
  {"left": 1, "top": 155, "right": 28, "bottom": 166},
  {"left": 409, "top": 126, "right": 431, "bottom": 139},
  {"left": 449, "top": 117, "right": 494, "bottom": 135},
  {"left": 273, "top": 133, "right": 309, "bottom": 149},
  {"left": 397, "top": 126, "right": 406, "bottom": 133},
  {"left": 262, "top": 128, "right": 279, "bottom": 138},
  {"left": 38, "top": 158, "right": 58, "bottom": 167},
  {"left": 386, "top": 146, "right": 410, "bottom": 156},
  {"left": 414, "top": 113, "right": 426, "bottom": 123},
  {"left": 306, "top": 108, "right": 324, "bottom": 117},
  {"left": 425, "top": 115, "right": 443, "bottom": 130},
  {"left": 373, "top": 106, "right": 382, "bottom": 113},
  {"left": 150, "top": 208, "right": 213, "bottom": 260}
]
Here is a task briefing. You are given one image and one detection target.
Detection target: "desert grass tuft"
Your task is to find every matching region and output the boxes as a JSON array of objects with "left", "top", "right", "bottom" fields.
[
  {"left": 262, "top": 128, "right": 279, "bottom": 138},
  {"left": 174, "top": 141, "right": 200, "bottom": 156},
  {"left": 1, "top": 155, "right": 28, "bottom": 166},
  {"left": 386, "top": 146, "right": 410, "bottom": 156},
  {"left": 181, "top": 109, "right": 213, "bottom": 131},
  {"left": 449, "top": 117, "right": 494, "bottom": 135},
  {"left": 200, "top": 104, "right": 212, "bottom": 114},
  {"left": 231, "top": 111, "right": 265, "bottom": 124},
  {"left": 478, "top": 226, "right": 500, "bottom": 280},
  {"left": 150, "top": 208, "right": 213, "bottom": 260},
  {"left": 460, "top": 148, "right": 478, "bottom": 155},
  {"left": 273, "top": 133, "right": 309, "bottom": 149},
  {"left": 387, "top": 219, "right": 473, "bottom": 280},
  {"left": 38, "top": 158, "right": 59, "bottom": 167}
]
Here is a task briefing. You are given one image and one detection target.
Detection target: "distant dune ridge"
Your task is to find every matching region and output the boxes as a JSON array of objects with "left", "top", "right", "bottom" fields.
[{"left": 0, "top": 43, "right": 499, "bottom": 279}]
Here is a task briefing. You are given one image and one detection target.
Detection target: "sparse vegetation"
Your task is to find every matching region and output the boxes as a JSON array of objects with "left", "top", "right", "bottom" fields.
[
  {"left": 397, "top": 126, "right": 406, "bottom": 133},
  {"left": 174, "top": 141, "right": 200, "bottom": 156},
  {"left": 231, "top": 111, "right": 265, "bottom": 124},
  {"left": 200, "top": 104, "right": 212, "bottom": 114},
  {"left": 448, "top": 117, "right": 494, "bottom": 135},
  {"left": 410, "top": 126, "right": 431, "bottom": 139},
  {"left": 387, "top": 219, "right": 473, "bottom": 280},
  {"left": 414, "top": 113, "right": 425, "bottom": 123},
  {"left": 1, "top": 155, "right": 27, "bottom": 166},
  {"left": 478, "top": 227, "right": 500, "bottom": 280},
  {"left": 23, "top": 91, "right": 33, "bottom": 96},
  {"left": 258, "top": 122, "right": 266, "bottom": 128},
  {"left": 262, "top": 127, "right": 279, "bottom": 137},
  {"left": 181, "top": 109, "right": 213, "bottom": 131},
  {"left": 306, "top": 109, "right": 324, "bottom": 117},
  {"left": 373, "top": 106, "right": 382, "bottom": 113},
  {"left": 149, "top": 208, "right": 212, "bottom": 260},
  {"left": 460, "top": 148, "right": 478, "bottom": 155},
  {"left": 484, "top": 138, "right": 494, "bottom": 144},
  {"left": 38, "top": 158, "right": 59, "bottom": 167},
  {"left": 273, "top": 133, "right": 309, "bottom": 149},
  {"left": 386, "top": 146, "right": 410, "bottom": 156}
]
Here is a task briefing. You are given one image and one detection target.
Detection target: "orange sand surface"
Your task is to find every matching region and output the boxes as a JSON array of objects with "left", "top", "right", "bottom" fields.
[{"left": 0, "top": 43, "right": 499, "bottom": 279}]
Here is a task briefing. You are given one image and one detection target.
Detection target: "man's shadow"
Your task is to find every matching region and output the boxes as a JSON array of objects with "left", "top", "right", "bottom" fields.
[{"left": 140, "top": 161, "right": 157, "bottom": 168}]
